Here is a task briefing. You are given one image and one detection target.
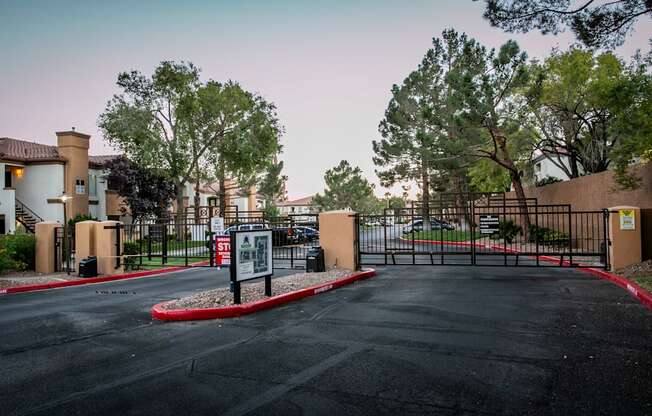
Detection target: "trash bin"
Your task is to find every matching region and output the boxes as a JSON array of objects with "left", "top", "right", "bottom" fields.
[
  {"left": 79, "top": 256, "right": 98, "bottom": 278},
  {"left": 306, "top": 247, "right": 325, "bottom": 273}
]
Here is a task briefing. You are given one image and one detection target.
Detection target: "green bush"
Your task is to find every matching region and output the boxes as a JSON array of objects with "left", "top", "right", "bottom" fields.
[
  {"left": 528, "top": 225, "right": 569, "bottom": 245},
  {"left": 494, "top": 220, "right": 522, "bottom": 244},
  {"left": 67, "top": 214, "right": 97, "bottom": 227},
  {"left": 122, "top": 241, "right": 141, "bottom": 270},
  {"left": 535, "top": 176, "right": 563, "bottom": 187},
  {"left": 0, "top": 234, "right": 36, "bottom": 271}
]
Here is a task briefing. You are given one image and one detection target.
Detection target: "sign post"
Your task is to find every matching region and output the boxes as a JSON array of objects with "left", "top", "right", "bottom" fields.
[{"left": 229, "top": 229, "right": 273, "bottom": 304}]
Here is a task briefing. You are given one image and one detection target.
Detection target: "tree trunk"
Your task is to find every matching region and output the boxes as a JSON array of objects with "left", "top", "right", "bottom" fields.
[
  {"left": 569, "top": 154, "right": 580, "bottom": 178},
  {"left": 175, "top": 185, "right": 185, "bottom": 242},
  {"left": 421, "top": 166, "right": 431, "bottom": 232},
  {"left": 218, "top": 160, "right": 227, "bottom": 218},
  {"left": 494, "top": 129, "right": 531, "bottom": 234},
  {"left": 194, "top": 178, "right": 201, "bottom": 221}
]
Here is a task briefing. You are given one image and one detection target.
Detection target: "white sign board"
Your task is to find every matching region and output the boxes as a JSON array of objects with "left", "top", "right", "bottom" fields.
[
  {"left": 211, "top": 217, "right": 225, "bottom": 233},
  {"left": 233, "top": 230, "right": 273, "bottom": 282},
  {"left": 479, "top": 214, "right": 500, "bottom": 234},
  {"left": 619, "top": 210, "right": 636, "bottom": 230}
]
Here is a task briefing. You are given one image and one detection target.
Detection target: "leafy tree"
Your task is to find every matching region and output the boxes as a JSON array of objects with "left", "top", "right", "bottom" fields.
[
  {"left": 104, "top": 156, "right": 177, "bottom": 224},
  {"left": 605, "top": 54, "right": 652, "bottom": 188},
  {"left": 313, "top": 160, "right": 379, "bottom": 212},
  {"left": 477, "top": 0, "right": 651, "bottom": 48},
  {"left": 464, "top": 40, "right": 535, "bottom": 228},
  {"left": 525, "top": 49, "right": 633, "bottom": 177},
  {"left": 468, "top": 158, "right": 512, "bottom": 192},
  {"left": 99, "top": 61, "right": 281, "bottom": 224},
  {"left": 374, "top": 30, "right": 488, "bottom": 227},
  {"left": 525, "top": 48, "right": 651, "bottom": 188},
  {"left": 257, "top": 159, "right": 287, "bottom": 213}
]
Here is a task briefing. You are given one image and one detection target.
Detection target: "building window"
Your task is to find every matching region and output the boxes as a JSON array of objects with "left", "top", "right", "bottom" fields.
[
  {"left": 88, "top": 174, "right": 97, "bottom": 197},
  {"left": 75, "top": 179, "right": 85, "bottom": 195},
  {"left": 4, "top": 170, "right": 11, "bottom": 188},
  {"left": 535, "top": 162, "right": 542, "bottom": 173}
]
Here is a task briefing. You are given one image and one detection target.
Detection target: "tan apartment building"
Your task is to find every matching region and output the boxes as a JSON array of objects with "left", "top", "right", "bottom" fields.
[{"left": 0, "top": 130, "right": 261, "bottom": 233}]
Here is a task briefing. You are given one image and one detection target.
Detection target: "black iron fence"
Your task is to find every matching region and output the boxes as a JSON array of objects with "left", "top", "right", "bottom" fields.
[
  {"left": 54, "top": 225, "right": 76, "bottom": 274},
  {"left": 358, "top": 194, "right": 609, "bottom": 268},
  {"left": 121, "top": 213, "right": 320, "bottom": 270}
]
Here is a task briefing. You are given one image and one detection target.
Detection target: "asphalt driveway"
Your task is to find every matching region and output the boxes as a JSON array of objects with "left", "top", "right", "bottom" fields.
[{"left": 1, "top": 265, "right": 651, "bottom": 415}]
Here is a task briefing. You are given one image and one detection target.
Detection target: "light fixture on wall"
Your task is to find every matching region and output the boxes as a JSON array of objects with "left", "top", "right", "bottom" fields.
[{"left": 15, "top": 168, "right": 24, "bottom": 178}]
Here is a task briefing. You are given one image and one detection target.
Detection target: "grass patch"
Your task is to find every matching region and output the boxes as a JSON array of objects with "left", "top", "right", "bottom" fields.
[
  {"left": 128, "top": 256, "right": 209, "bottom": 270},
  {"left": 406, "top": 230, "right": 486, "bottom": 242}
]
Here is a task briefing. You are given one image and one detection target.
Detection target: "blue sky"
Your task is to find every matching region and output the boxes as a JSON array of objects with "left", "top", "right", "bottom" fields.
[{"left": 1, "top": 0, "right": 650, "bottom": 199}]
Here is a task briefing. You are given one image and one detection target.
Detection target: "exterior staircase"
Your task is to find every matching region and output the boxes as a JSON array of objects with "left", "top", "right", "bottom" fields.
[{"left": 15, "top": 199, "right": 43, "bottom": 233}]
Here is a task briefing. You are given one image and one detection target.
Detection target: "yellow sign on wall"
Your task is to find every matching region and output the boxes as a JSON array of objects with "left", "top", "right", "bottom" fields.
[{"left": 619, "top": 210, "right": 636, "bottom": 230}]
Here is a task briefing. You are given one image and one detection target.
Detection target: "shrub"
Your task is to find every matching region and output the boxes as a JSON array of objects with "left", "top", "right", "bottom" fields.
[
  {"left": 495, "top": 220, "right": 522, "bottom": 244},
  {"left": 67, "top": 214, "right": 97, "bottom": 227},
  {"left": 0, "top": 234, "right": 36, "bottom": 271},
  {"left": 528, "top": 225, "right": 569, "bottom": 245},
  {"left": 122, "top": 241, "right": 141, "bottom": 270}
]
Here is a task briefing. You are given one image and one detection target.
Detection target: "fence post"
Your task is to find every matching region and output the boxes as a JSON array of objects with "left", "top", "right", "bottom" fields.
[
  {"left": 35, "top": 222, "right": 62, "bottom": 274},
  {"left": 607, "top": 206, "right": 642, "bottom": 271}
]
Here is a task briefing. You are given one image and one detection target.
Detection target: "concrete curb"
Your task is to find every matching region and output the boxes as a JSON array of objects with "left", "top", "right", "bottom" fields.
[
  {"left": 0, "top": 263, "right": 206, "bottom": 295},
  {"left": 151, "top": 269, "right": 377, "bottom": 321}
]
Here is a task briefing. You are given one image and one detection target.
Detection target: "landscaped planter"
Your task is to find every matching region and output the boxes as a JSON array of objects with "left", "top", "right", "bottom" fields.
[{"left": 151, "top": 269, "right": 377, "bottom": 321}]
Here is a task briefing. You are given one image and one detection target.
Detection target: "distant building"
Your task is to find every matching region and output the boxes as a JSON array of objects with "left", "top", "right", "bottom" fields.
[
  {"left": 277, "top": 195, "right": 317, "bottom": 216},
  {"left": 530, "top": 150, "right": 578, "bottom": 184}
]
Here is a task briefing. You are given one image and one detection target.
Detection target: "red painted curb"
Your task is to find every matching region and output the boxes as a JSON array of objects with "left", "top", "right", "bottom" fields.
[
  {"left": 151, "top": 269, "right": 377, "bottom": 321},
  {"left": 0, "top": 264, "right": 205, "bottom": 295}
]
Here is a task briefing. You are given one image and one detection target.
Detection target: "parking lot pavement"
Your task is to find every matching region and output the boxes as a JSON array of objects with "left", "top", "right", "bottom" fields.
[{"left": 1, "top": 265, "right": 651, "bottom": 415}]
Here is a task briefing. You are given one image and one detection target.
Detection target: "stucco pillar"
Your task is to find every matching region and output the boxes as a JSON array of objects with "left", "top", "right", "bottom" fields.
[
  {"left": 608, "top": 206, "right": 642, "bottom": 271},
  {"left": 35, "top": 222, "right": 62, "bottom": 274},
  {"left": 93, "top": 220, "right": 124, "bottom": 275},
  {"left": 56, "top": 130, "right": 90, "bottom": 220},
  {"left": 75, "top": 220, "right": 96, "bottom": 271},
  {"left": 319, "top": 210, "right": 357, "bottom": 271}
]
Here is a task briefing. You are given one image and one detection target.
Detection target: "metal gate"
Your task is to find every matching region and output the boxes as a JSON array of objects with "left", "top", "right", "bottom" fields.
[
  {"left": 357, "top": 193, "right": 609, "bottom": 268},
  {"left": 122, "top": 212, "right": 320, "bottom": 270}
]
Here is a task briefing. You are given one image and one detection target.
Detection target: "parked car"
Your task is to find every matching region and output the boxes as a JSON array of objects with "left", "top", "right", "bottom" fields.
[
  {"left": 402, "top": 219, "right": 455, "bottom": 234},
  {"left": 294, "top": 226, "right": 319, "bottom": 242},
  {"left": 219, "top": 223, "right": 267, "bottom": 235},
  {"left": 272, "top": 226, "right": 304, "bottom": 246}
]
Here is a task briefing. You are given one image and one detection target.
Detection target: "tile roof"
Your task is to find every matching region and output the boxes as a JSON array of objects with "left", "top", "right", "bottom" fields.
[
  {"left": 89, "top": 155, "right": 120, "bottom": 168},
  {"left": 276, "top": 195, "right": 314, "bottom": 206},
  {"left": 0, "top": 137, "right": 120, "bottom": 167},
  {"left": 0, "top": 137, "right": 63, "bottom": 162}
]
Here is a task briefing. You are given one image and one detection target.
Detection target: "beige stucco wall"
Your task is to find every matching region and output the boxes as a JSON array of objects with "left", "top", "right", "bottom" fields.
[
  {"left": 35, "top": 222, "right": 61, "bottom": 274},
  {"left": 608, "top": 206, "right": 642, "bottom": 271},
  {"left": 56, "top": 131, "right": 90, "bottom": 220},
  {"left": 507, "top": 163, "right": 652, "bottom": 211},
  {"left": 319, "top": 210, "right": 357, "bottom": 270},
  {"left": 75, "top": 221, "right": 96, "bottom": 271},
  {"left": 93, "top": 220, "right": 124, "bottom": 275}
]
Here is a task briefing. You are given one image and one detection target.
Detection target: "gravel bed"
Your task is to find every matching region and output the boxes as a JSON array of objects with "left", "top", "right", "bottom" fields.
[
  {"left": 0, "top": 273, "right": 80, "bottom": 289},
  {"left": 162, "top": 268, "right": 354, "bottom": 310},
  {"left": 616, "top": 260, "right": 652, "bottom": 293}
]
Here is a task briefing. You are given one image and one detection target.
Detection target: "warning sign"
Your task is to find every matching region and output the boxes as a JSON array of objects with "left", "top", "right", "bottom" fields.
[
  {"left": 215, "top": 236, "right": 231, "bottom": 266},
  {"left": 619, "top": 210, "right": 635, "bottom": 230},
  {"left": 479, "top": 215, "right": 500, "bottom": 234}
]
